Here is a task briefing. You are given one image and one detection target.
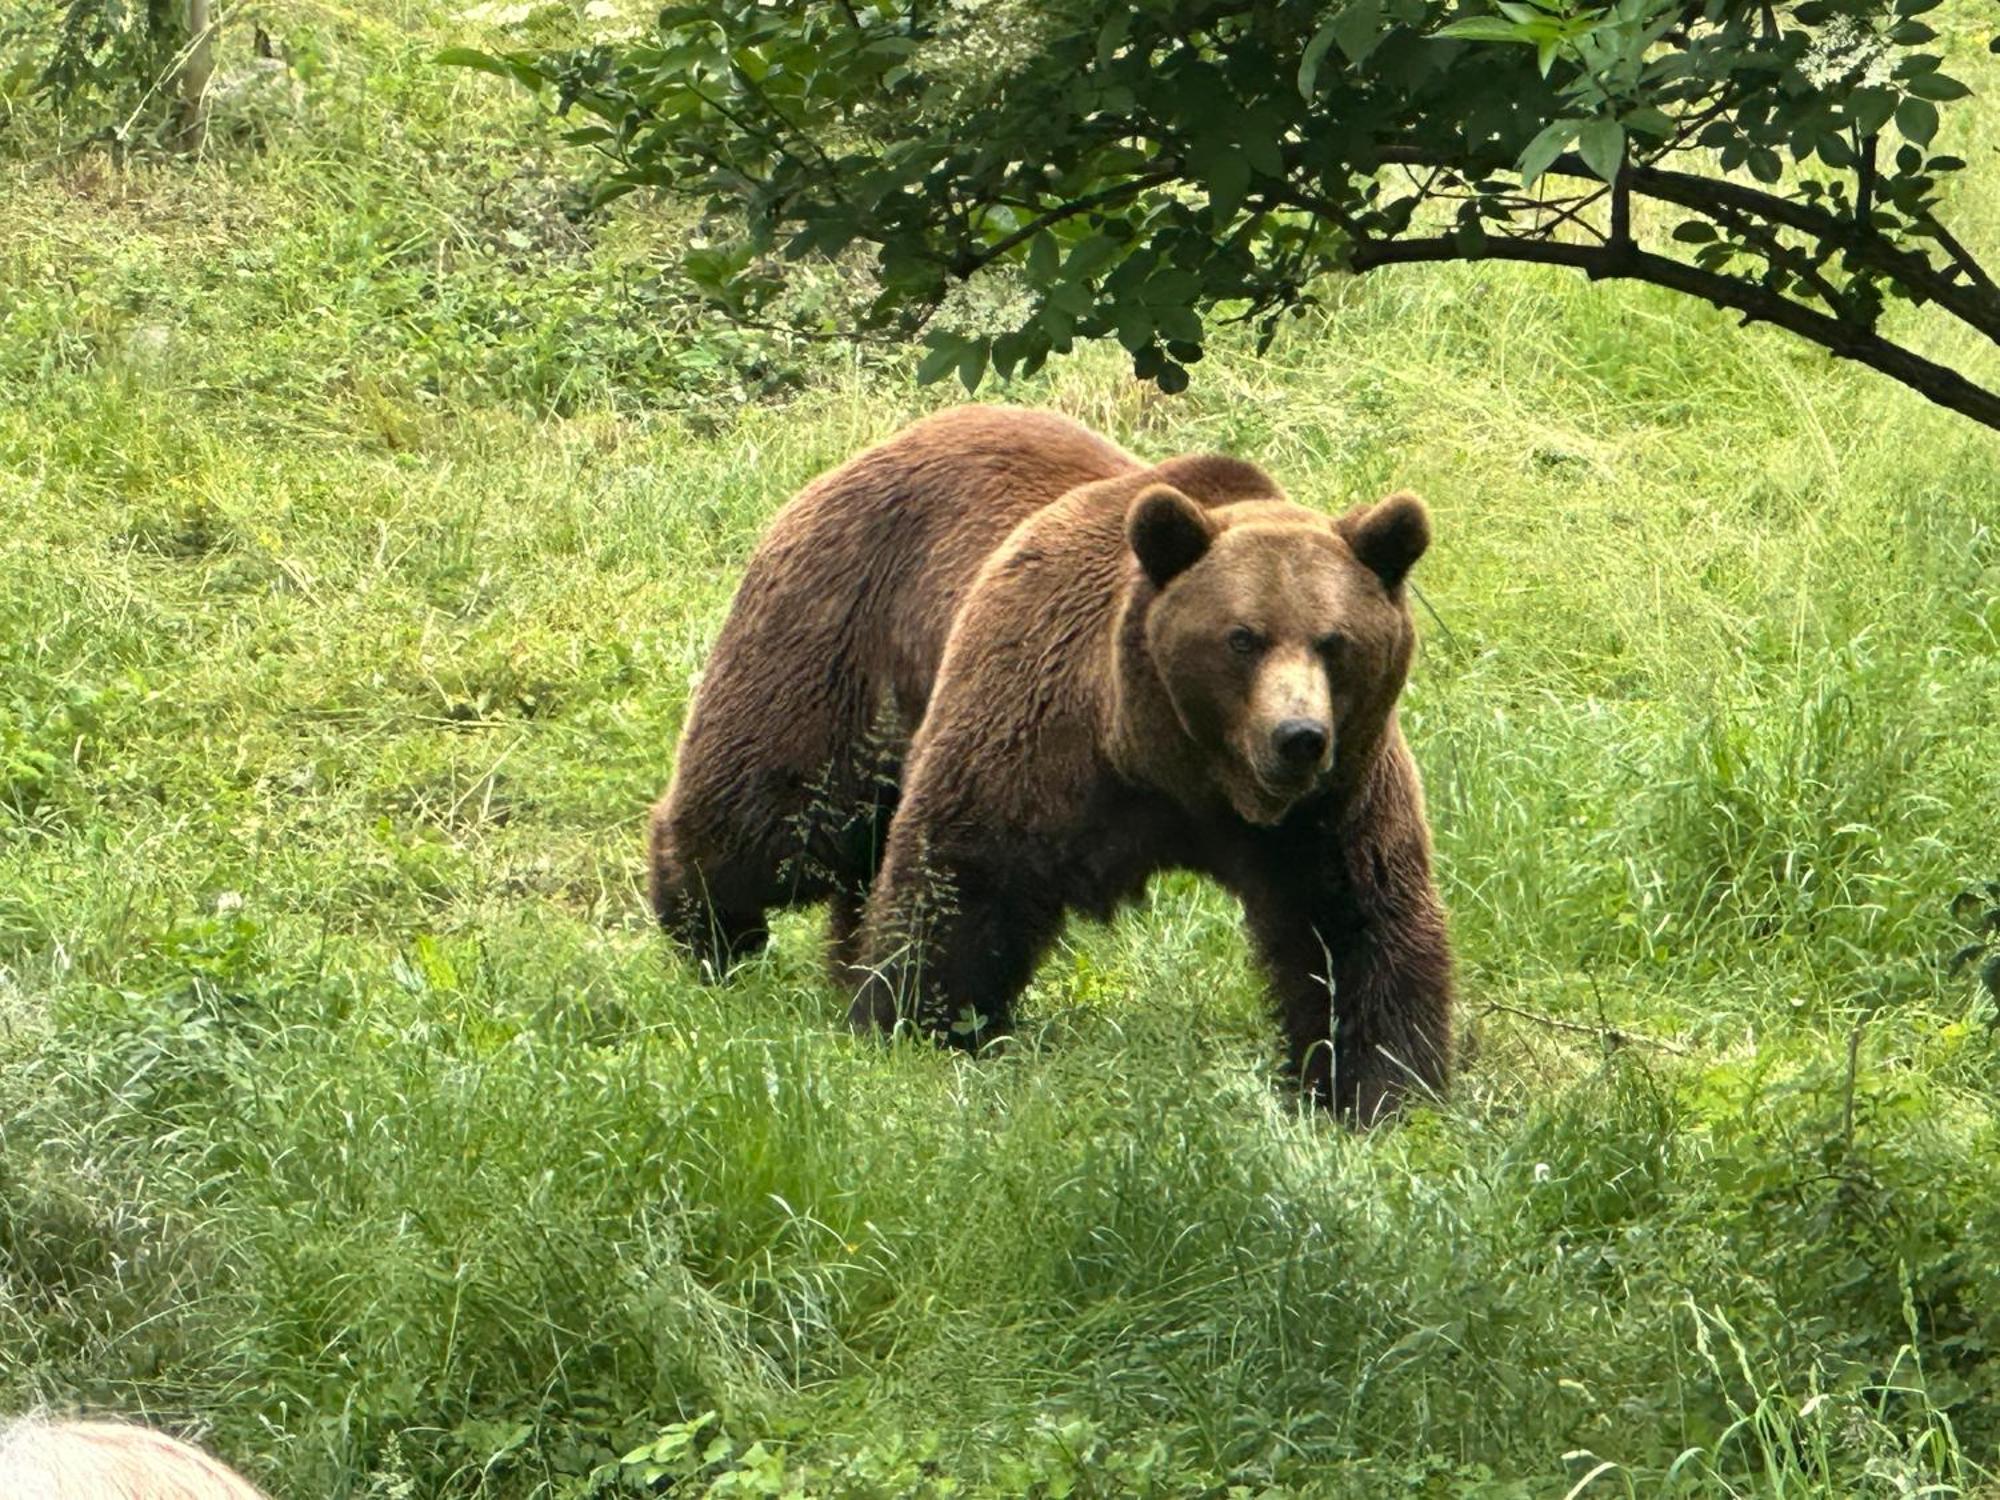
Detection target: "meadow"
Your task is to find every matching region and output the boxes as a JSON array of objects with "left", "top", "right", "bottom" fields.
[{"left": 3, "top": 0, "right": 2000, "bottom": 1493}]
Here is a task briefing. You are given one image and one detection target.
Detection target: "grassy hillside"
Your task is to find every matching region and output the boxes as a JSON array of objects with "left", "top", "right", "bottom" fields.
[{"left": 3, "top": 2, "right": 2000, "bottom": 1494}]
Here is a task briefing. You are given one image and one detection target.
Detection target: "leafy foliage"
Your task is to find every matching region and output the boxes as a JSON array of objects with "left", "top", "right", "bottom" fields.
[
  {"left": 451, "top": 0, "right": 2000, "bottom": 428},
  {"left": 3, "top": 0, "right": 195, "bottom": 145}
]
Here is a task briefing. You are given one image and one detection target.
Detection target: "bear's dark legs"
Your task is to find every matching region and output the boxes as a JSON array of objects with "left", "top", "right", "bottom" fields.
[
  {"left": 648, "top": 845, "right": 774, "bottom": 979},
  {"left": 1250, "top": 911, "right": 1451, "bottom": 1123},
  {"left": 1239, "top": 852, "right": 1452, "bottom": 1125},
  {"left": 650, "top": 675, "right": 905, "bottom": 984},
  {"left": 826, "top": 884, "right": 870, "bottom": 991},
  {"left": 853, "top": 853, "right": 1062, "bottom": 1051}
]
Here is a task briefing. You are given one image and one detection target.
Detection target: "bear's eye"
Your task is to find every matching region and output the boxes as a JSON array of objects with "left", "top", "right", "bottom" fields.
[
  {"left": 1316, "top": 631, "right": 1349, "bottom": 660},
  {"left": 1227, "top": 626, "right": 1264, "bottom": 657}
]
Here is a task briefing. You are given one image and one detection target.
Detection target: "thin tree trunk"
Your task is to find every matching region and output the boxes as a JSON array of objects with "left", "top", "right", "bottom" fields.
[{"left": 172, "top": 0, "right": 213, "bottom": 154}]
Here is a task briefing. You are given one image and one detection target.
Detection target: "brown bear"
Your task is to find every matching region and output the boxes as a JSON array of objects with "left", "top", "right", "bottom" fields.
[{"left": 649, "top": 405, "right": 1452, "bottom": 1121}]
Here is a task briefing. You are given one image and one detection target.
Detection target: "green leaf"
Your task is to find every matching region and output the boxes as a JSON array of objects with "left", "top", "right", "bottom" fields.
[
  {"left": 1331, "top": 0, "right": 1386, "bottom": 66},
  {"left": 994, "top": 331, "right": 1028, "bottom": 380},
  {"left": 1517, "top": 118, "right": 1578, "bottom": 186},
  {"left": 957, "top": 340, "right": 989, "bottom": 393},
  {"left": 1536, "top": 35, "right": 1560, "bottom": 76},
  {"left": 1298, "top": 18, "right": 1340, "bottom": 96},
  {"left": 1045, "top": 277, "right": 1092, "bottom": 316},
  {"left": 1896, "top": 96, "right": 1939, "bottom": 144},
  {"left": 586, "top": 180, "right": 637, "bottom": 212},
  {"left": 1578, "top": 119, "right": 1623, "bottom": 182},
  {"left": 1747, "top": 146, "right": 1782, "bottom": 183},
  {"left": 1155, "top": 304, "right": 1203, "bottom": 344},
  {"left": 1064, "top": 234, "right": 1121, "bottom": 281},
  {"left": 1671, "top": 219, "right": 1718, "bottom": 243},
  {"left": 1621, "top": 106, "right": 1673, "bottom": 139},
  {"left": 1434, "top": 17, "right": 1531, "bottom": 41},
  {"left": 1115, "top": 299, "right": 1154, "bottom": 352},
  {"left": 436, "top": 47, "right": 539, "bottom": 87},
  {"left": 1025, "top": 231, "right": 1058, "bottom": 282},
  {"left": 1157, "top": 359, "right": 1190, "bottom": 394},
  {"left": 1095, "top": 8, "right": 1133, "bottom": 67},
  {"left": 1241, "top": 109, "right": 1287, "bottom": 178},
  {"left": 916, "top": 336, "right": 962, "bottom": 385},
  {"left": 1849, "top": 87, "right": 1896, "bottom": 136},
  {"left": 1191, "top": 132, "right": 1253, "bottom": 221},
  {"left": 1904, "top": 71, "right": 1969, "bottom": 101}
]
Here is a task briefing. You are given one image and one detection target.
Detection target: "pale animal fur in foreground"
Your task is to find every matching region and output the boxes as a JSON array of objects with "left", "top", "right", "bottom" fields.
[{"left": 0, "top": 1417, "right": 268, "bottom": 1500}]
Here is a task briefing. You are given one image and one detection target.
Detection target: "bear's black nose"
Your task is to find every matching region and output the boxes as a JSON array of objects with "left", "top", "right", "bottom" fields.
[{"left": 1273, "top": 719, "right": 1330, "bottom": 767}]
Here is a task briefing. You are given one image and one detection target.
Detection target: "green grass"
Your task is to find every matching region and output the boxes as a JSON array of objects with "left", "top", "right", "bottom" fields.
[{"left": 4, "top": 2, "right": 2000, "bottom": 1494}]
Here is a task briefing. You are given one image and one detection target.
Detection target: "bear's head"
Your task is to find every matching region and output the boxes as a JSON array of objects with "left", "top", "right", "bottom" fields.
[{"left": 1125, "top": 484, "right": 1430, "bottom": 826}]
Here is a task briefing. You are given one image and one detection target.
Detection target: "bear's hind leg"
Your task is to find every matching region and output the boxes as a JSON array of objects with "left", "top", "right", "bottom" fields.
[
  {"left": 853, "top": 842, "right": 1063, "bottom": 1050},
  {"left": 826, "top": 885, "right": 870, "bottom": 993},
  {"left": 825, "top": 725, "right": 904, "bottom": 997},
  {"left": 647, "top": 808, "right": 776, "bottom": 980}
]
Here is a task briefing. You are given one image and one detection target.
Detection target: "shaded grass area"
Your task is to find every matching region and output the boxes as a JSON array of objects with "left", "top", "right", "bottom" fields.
[{"left": 4, "top": 1, "right": 2000, "bottom": 1494}]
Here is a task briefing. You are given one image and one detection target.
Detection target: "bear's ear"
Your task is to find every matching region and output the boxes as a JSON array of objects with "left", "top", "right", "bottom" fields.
[
  {"left": 1345, "top": 490, "right": 1430, "bottom": 590},
  {"left": 1128, "top": 484, "right": 1215, "bottom": 590}
]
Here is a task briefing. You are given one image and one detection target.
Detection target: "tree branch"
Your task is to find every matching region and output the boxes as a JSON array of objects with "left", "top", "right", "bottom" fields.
[
  {"left": 1344, "top": 234, "right": 2000, "bottom": 432},
  {"left": 1856, "top": 130, "right": 1875, "bottom": 225},
  {"left": 1370, "top": 143, "right": 2000, "bottom": 344},
  {"left": 1612, "top": 159, "right": 2000, "bottom": 343},
  {"left": 1480, "top": 998, "right": 1691, "bottom": 1055},
  {"left": 1703, "top": 199, "right": 1854, "bottom": 328},
  {"left": 1922, "top": 216, "right": 2000, "bottom": 299},
  {"left": 952, "top": 169, "right": 1177, "bottom": 277},
  {"left": 1610, "top": 156, "right": 1630, "bottom": 251}
]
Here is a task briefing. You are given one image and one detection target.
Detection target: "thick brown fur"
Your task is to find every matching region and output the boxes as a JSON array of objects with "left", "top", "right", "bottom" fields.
[{"left": 649, "top": 406, "right": 1453, "bottom": 1122}]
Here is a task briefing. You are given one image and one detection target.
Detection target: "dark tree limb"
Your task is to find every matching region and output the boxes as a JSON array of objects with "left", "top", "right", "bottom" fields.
[
  {"left": 1609, "top": 156, "right": 1630, "bottom": 251},
  {"left": 1346, "top": 234, "right": 2000, "bottom": 432},
  {"left": 461, "top": 3, "right": 2000, "bottom": 434},
  {"left": 1375, "top": 143, "right": 2000, "bottom": 344},
  {"left": 1924, "top": 217, "right": 2000, "bottom": 299},
  {"left": 951, "top": 168, "right": 1178, "bottom": 276},
  {"left": 1856, "top": 131, "right": 1876, "bottom": 226},
  {"left": 1590, "top": 158, "right": 2000, "bottom": 344},
  {"left": 1703, "top": 199, "right": 1855, "bottom": 329}
]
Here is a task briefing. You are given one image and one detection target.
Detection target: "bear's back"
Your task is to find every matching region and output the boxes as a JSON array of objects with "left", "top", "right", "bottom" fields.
[{"left": 700, "top": 405, "right": 1137, "bottom": 744}]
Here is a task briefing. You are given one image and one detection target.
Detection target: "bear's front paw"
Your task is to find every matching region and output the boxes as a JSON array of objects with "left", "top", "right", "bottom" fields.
[{"left": 847, "top": 985, "right": 900, "bottom": 1037}]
